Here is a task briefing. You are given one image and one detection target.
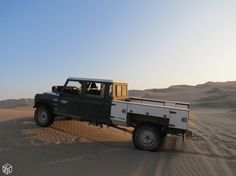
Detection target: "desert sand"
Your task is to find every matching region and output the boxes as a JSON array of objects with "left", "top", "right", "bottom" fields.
[{"left": 0, "top": 82, "right": 236, "bottom": 176}]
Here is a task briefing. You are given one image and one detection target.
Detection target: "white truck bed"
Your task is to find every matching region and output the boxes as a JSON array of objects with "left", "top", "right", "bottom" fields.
[
  {"left": 129, "top": 97, "right": 189, "bottom": 109},
  {"left": 110, "top": 97, "right": 190, "bottom": 131}
]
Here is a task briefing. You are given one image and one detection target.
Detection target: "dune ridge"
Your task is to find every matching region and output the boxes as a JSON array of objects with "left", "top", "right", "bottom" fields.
[
  {"left": 1, "top": 81, "right": 236, "bottom": 110},
  {"left": 0, "top": 98, "right": 33, "bottom": 108},
  {"left": 129, "top": 81, "right": 236, "bottom": 110}
]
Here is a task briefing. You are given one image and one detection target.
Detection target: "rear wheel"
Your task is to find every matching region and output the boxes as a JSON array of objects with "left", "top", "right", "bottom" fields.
[
  {"left": 34, "top": 106, "right": 54, "bottom": 127},
  {"left": 132, "top": 124, "right": 162, "bottom": 152}
]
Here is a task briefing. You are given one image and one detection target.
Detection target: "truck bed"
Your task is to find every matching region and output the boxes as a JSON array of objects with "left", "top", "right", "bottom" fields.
[
  {"left": 129, "top": 97, "right": 189, "bottom": 110},
  {"left": 110, "top": 97, "right": 190, "bottom": 131}
]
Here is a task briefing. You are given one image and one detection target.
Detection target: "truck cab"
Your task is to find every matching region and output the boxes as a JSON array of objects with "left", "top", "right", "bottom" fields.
[{"left": 34, "top": 77, "right": 128, "bottom": 126}]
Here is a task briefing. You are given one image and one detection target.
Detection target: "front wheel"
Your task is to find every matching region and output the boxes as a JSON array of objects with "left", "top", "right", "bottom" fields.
[
  {"left": 132, "top": 124, "right": 162, "bottom": 152},
  {"left": 34, "top": 106, "right": 54, "bottom": 127}
]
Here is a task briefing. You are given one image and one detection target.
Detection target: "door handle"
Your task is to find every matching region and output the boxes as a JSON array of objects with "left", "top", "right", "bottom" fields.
[
  {"left": 111, "top": 103, "right": 116, "bottom": 106},
  {"left": 61, "top": 100, "right": 68, "bottom": 104}
]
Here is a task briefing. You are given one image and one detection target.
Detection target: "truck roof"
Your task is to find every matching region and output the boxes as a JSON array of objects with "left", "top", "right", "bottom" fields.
[{"left": 68, "top": 77, "right": 127, "bottom": 84}]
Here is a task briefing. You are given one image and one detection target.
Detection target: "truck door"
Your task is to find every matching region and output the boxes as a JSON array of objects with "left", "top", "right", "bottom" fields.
[
  {"left": 80, "top": 82, "right": 107, "bottom": 122},
  {"left": 58, "top": 80, "right": 82, "bottom": 117}
]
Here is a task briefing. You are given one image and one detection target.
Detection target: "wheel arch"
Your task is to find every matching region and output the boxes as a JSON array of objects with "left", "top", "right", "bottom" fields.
[{"left": 34, "top": 102, "right": 53, "bottom": 114}]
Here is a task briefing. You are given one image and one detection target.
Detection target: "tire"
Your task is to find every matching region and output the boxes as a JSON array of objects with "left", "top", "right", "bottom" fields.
[
  {"left": 132, "top": 124, "right": 162, "bottom": 152},
  {"left": 34, "top": 106, "right": 54, "bottom": 127}
]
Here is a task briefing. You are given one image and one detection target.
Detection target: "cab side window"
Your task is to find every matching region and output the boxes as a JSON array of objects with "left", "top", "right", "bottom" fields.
[
  {"left": 63, "top": 80, "right": 82, "bottom": 95},
  {"left": 109, "top": 85, "right": 112, "bottom": 97},
  {"left": 86, "top": 82, "right": 105, "bottom": 98}
]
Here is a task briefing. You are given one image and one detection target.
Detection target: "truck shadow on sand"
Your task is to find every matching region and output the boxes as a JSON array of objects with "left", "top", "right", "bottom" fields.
[{"left": 0, "top": 117, "right": 133, "bottom": 149}]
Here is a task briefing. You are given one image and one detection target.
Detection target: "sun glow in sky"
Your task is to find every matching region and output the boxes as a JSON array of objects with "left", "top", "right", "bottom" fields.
[{"left": 0, "top": 0, "right": 236, "bottom": 100}]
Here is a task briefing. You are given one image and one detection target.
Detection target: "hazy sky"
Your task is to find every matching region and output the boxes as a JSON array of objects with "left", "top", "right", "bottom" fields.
[{"left": 1, "top": 0, "right": 236, "bottom": 100}]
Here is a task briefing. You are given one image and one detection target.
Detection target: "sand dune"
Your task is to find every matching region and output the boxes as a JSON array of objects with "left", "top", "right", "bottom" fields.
[
  {"left": 0, "top": 98, "right": 33, "bottom": 108},
  {"left": 129, "top": 81, "right": 236, "bottom": 110},
  {"left": 0, "top": 107, "right": 235, "bottom": 176},
  {"left": 0, "top": 81, "right": 236, "bottom": 176}
]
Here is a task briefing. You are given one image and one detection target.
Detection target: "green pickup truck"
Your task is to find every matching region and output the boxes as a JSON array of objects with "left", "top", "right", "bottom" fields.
[{"left": 34, "top": 77, "right": 190, "bottom": 151}]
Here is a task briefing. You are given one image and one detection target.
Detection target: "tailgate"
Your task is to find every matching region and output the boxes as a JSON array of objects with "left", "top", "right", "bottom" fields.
[{"left": 169, "top": 109, "right": 189, "bottom": 130}]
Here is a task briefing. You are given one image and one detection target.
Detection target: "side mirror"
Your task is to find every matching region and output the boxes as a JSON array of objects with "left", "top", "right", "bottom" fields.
[
  {"left": 52, "top": 86, "right": 63, "bottom": 93},
  {"left": 52, "top": 86, "right": 58, "bottom": 93}
]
